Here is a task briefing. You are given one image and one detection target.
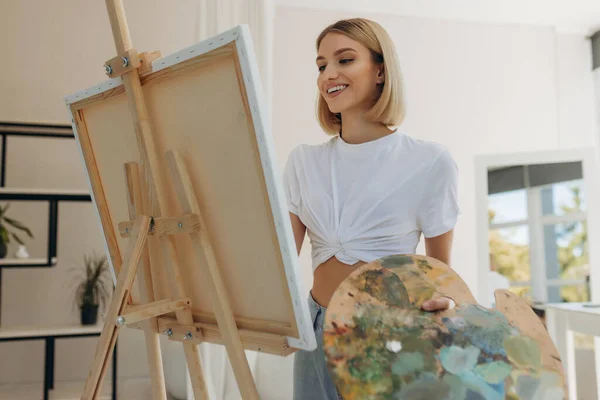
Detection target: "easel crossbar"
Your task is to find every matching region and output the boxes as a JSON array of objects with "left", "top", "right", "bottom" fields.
[
  {"left": 118, "top": 298, "right": 191, "bottom": 326},
  {"left": 118, "top": 213, "right": 200, "bottom": 237}
]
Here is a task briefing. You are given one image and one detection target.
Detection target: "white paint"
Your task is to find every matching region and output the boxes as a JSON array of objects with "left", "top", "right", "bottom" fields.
[{"left": 385, "top": 340, "right": 402, "bottom": 353}]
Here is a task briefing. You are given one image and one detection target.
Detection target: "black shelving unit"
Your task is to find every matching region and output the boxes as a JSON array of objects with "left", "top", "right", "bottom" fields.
[{"left": 0, "top": 122, "right": 92, "bottom": 321}]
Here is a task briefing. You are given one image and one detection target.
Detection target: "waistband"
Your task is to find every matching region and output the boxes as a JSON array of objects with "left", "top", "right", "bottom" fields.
[{"left": 309, "top": 291, "right": 327, "bottom": 329}]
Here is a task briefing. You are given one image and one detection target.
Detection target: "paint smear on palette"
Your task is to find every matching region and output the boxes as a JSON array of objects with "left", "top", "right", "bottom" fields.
[{"left": 323, "top": 254, "right": 566, "bottom": 400}]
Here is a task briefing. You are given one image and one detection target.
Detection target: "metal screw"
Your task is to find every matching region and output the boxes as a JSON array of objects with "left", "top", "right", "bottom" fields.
[
  {"left": 104, "top": 64, "right": 112, "bottom": 75},
  {"left": 164, "top": 328, "right": 173, "bottom": 337},
  {"left": 183, "top": 331, "right": 193, "bottom": 340},
  {"left": 116, "top": 316, "right": 126, "bottom": 326},
  {"left": 121, "top": 56, "right": 129, "bottom": 67},
  {"left": 178, "top": 222, "right": 183, "bottom": 228}
]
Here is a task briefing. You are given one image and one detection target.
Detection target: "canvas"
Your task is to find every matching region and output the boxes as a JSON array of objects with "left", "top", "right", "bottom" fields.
[{"left": 64, "top": 24, "right": 315, "bottom": 355}]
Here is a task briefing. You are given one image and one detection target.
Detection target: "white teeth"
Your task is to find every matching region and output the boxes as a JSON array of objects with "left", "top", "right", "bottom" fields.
[{"left": 327, "top": 85, "right": 348, "bottom": 94}]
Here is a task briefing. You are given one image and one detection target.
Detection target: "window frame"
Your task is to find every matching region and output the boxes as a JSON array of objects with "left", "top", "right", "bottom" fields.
[
  {"left": 475, "top": 148, "right": 600, "bottom": 307},
  {"left": 489, "top": 183, "right": 588, "bottom": 302}
]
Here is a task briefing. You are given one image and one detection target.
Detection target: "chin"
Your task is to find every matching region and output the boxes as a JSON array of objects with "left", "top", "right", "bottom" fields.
[{"left": 326, "top": 100, "right": 351, "bottom": 115}]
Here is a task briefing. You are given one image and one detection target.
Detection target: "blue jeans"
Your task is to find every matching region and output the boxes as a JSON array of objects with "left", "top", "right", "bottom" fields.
[{"left": 293, "top": 292, "right": 342, "bottom": 400}]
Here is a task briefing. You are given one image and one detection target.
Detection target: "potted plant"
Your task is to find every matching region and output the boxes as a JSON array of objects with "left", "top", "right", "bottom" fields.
[
  {"left": 71, "top": 253, "right": 113, "bottom": 325},
  {"left": 0, "top": 203, "right": 34, "bottom": 258}
]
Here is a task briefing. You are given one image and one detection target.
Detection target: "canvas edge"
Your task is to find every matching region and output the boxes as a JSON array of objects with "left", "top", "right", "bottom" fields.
[
  {"left": 233, "top": 24, "right": 317, "bottom": 352},
  {"left": 64, "top": 107, "right": 119, "bottom": 286},
  {"left": 63, "top": 25, "right": 316, "bottom": 352}
]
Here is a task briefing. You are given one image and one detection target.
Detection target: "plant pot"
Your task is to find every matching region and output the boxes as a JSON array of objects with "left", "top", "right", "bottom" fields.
[
  {"left": 0, "top": 242, "right": 7, "bottom": 259},
  {"left": 81, "top": 304, "right": 99, "bottom": 325}
]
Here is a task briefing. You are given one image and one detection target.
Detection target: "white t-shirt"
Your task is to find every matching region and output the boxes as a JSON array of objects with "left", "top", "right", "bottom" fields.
[{"left": 283, "top": 130, "right": 460, "bottom": 273}]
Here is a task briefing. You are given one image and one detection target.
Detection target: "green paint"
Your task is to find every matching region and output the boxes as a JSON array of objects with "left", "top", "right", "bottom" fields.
[
  {"left": 513, "top": 371, "right": 564, "bottom": 400},
  {"left": 416, "top": 258, "right": 433, "bottom": 271},
  {"left": 395, "top": 379, "right": 451, "bottom": 400},
  {"left": 460, "top": 304, "right": 509, "bottom": 328},
  {"left": 474, "top": 361, "right": 512, "bottom": 384},
  {"left": 391, "top": 352, "right": 425, "bottom": 376},
  {"left": 451, "top": 306, "right": 514, "bottom": 356},
  {"left": 380, "top": 254, "right": 414, "bottom": 268},
  {"left": 357, "top": 269, "right": 410, "bottom": 307},
  {"left": 442, "top": 373, "right": 467, "bottom": 399},
  {"left": 537, "top": 371, "right": 565, "bottom": 400},
  {"left": 515, "top": 374, "right": 540, "bottom": 399},
  {"left": 439, "top": 345, "right": 480, "bottom": 375},
  {"left": 347, "top": 344, "right": 391, "bottom": 381},
  {"left": 465, "top": 389, "right": 486, "bottom": 400},
  {"left": 504, "top": 336, "right": 541, "bottom": 370}
]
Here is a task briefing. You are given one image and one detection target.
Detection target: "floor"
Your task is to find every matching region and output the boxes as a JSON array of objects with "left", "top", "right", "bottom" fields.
[{"left": 0, "top": 378, "right": 158, "bottom": 400}]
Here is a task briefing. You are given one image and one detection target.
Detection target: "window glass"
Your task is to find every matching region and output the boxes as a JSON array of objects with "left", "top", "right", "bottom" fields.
[
  {"left": 541, "top": 179, "right": 585, "bottom": 216},
  {"left": 489, "top": 225, "right": 530, "bottom": 283},
  {"left": 489, "top": 189, "right": 527, "bottom": 224}
]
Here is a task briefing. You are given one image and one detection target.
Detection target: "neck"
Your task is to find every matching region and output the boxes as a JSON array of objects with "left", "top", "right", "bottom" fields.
[{"left": 339, "top": 112, "right": 394, "bottom": 144}]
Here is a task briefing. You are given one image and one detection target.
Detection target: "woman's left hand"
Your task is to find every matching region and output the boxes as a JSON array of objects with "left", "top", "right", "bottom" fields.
[{"left": 421, "top": 297, "right": 455, "bottom": 312}]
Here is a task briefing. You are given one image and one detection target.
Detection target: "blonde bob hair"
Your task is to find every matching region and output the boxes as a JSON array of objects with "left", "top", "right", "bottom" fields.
[{"left": 315, "top": 18, "right": 406, "bottom": 135}]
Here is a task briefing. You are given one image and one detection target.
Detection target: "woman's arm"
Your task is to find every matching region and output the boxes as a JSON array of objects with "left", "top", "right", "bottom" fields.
[
  {"left": 421, "top": 229, "right": 456, "bottom": 311},
  {"left": 424, "top": 229, "right": 454, "bottom": 265},
  {"left": 290, "top": 212, "right": 306, "bottom": 256}
]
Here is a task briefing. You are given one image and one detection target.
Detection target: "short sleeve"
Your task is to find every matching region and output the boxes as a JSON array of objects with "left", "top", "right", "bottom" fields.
[
  {"left": 417, "top": 148, "right": 460, "bottom": 238},
  {"left": 282, "top": 146, "right": 302, "bottom": 216}
]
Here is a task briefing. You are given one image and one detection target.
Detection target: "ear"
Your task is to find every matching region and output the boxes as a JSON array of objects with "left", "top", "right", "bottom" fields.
[{"left": 376, "top": 65, "right": 385, "bottom": 84}]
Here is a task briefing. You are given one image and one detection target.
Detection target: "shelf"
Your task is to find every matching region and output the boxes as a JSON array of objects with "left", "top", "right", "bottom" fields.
[
  {"left": 0, "top": 121, "right": 74, "bottom": 138},
  {"left": 0, "top": 381, "right": 113, "bottom": 400},
  {"left": 0, "top": 188, "right": 91, "bottom": 201},
  {"left": 0, "top": 323, "right": 103, "bottom": 340},
  {"left": 0, "top": 257, "right": 58, "bottom": 268}
]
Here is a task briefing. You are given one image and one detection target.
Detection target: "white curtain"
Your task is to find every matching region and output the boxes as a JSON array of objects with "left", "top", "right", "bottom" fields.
[
  {"left": 196, "top": 0, "right": 274, "bottom": 108},
  {"left": 184, "top": 1, "right": 275, "bottom": 399}
]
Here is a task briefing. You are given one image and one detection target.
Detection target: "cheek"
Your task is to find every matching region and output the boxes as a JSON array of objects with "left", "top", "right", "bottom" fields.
[
  {"left": 346, "top": 64, "right": 376, "bottom": 92},
  {"left": 316, "top": 75, "right": 325, "bottom": 93}
]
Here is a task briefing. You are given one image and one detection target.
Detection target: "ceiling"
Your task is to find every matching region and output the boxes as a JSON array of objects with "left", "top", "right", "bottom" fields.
[{"left": 275, "top": 0, "right": 600, "bottom": 35}]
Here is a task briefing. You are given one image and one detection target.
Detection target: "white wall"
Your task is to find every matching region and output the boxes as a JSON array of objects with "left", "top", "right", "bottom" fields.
[
  {"left": 259, "top": 6, "right": 598, "bottom": 399},
  {"left": 271, "top": 5, "right": 598, "bottom": 298},
  {"left": 0, "top": 0, "right": 201, "bottom": 389}
]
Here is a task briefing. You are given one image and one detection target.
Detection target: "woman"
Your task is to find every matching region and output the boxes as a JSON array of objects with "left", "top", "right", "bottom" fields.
[{"left": 283, "top": 18, "right": 460, "bottom": 400}]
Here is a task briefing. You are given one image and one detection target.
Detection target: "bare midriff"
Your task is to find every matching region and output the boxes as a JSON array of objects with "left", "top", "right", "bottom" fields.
[{"left": 311, "top": 256, "right": 367, "bottom": 308}]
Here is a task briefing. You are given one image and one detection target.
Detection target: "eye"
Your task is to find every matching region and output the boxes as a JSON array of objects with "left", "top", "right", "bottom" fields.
[
  {"left": 339, "top": 58, "right": 354, "bottom": 64},
  {"left": 318, "top": 64, "right": 326, "bottom": 72}
]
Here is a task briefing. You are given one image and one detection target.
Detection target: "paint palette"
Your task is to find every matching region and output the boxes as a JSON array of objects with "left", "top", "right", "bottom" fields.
[{"left": 323, "top": 254, "right": 566, "bottom": 400}]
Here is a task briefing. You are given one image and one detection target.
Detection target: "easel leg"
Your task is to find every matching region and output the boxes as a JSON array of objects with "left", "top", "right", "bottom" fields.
[
  {"left": 166, "top": 150, "right": 260, "bottom": 400},
  {"left": 126, "top": 161, "right": 209, "bottom": 399},
  {"left": 125, "top": 163, "right": 167, "bottom": 400},
  {"left": 159, "top": 235, "right": 211, "bottom": 399},
  {"left": 82, "top": 215, "right": 151, "bottom": 400}
]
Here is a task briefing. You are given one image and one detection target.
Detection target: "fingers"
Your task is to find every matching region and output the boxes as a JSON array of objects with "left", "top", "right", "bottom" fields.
[{"left": 421, "top": 297, "right": 455, "bottom": 312}]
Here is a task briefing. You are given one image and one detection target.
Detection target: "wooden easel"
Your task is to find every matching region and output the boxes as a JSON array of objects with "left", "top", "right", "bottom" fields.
[{"left": 81, "top": 1, "right": 260, "bottom": 399}]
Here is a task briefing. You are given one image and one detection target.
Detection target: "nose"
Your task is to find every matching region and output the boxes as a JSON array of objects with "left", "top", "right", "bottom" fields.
[{"left": 322, "top": 64, "right": 339, "bottom": 81}]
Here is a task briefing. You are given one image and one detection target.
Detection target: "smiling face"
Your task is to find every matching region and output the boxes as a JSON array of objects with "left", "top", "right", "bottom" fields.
[{"left": 316, "top": 32, "right": 385, "bottom": 115}]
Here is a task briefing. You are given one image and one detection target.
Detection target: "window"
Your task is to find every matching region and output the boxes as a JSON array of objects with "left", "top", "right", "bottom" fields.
[{"left": 488, "top": 175, "right": 589, "bottom": 304}]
